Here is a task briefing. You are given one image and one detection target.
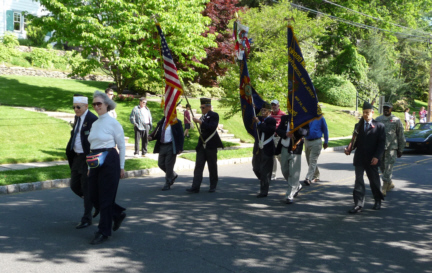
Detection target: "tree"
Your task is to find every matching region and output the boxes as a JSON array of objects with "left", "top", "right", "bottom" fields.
[
  {"left": 35, "top": 0, "right": 217, "bottom": 94},
  {"left": 194, "top": 0, "right": 244, "bottom": 87}
]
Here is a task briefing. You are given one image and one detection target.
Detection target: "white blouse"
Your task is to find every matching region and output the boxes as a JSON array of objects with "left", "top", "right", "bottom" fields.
[{"left": 88, "top": 113, "right": 126, "bottom": 169}]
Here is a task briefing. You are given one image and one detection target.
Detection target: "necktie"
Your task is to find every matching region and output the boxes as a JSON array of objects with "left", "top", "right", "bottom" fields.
[
  {"left": 71, "top": 116, "right": 81, "bottom": 151},
  {"left": 365, "top": 122, "right": 369, "bottom": 131}
]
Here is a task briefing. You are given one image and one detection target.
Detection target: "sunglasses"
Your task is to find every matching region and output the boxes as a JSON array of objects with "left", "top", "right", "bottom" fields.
[
  {"left": 72, "top": 106, "right": 81, "bottom": 110},
  {"left": 92, "top": 102, "right": 103, "bottom": 107}
]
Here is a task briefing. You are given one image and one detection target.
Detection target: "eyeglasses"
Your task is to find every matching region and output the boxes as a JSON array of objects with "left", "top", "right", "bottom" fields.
[
  {"left": 72, "top": 106, "right": 81, "bottom": 110},
  {"left": 92, "top": 102, "right": 103, "bottom": 107}
]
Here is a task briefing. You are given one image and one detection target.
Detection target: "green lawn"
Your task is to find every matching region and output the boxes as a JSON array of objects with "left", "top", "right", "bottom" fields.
[
  {"left": 0, "top": 106, "right": 71, "bottom": 164},
  {"left": 180, "top": 147, "right": 254, "bottom": 161},
  {"left": 0, "top": 157, "right": 159, "bottom": 186}
]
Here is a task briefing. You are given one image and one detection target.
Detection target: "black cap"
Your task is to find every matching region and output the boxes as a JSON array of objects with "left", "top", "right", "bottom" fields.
[
  {"left": 363, "top": 101, "right": 373, "bottom": 110},
  {"left": 200, "top": 98, "right": 211, "bottom": 105}
]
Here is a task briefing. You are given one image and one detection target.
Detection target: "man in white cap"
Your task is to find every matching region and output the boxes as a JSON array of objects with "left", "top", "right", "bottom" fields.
[
  {"left": 66, "top": 94, "right": 98, "bottom": 229},
  {"left": 270, "top": 99, "right": 286, "bottom": 180}
]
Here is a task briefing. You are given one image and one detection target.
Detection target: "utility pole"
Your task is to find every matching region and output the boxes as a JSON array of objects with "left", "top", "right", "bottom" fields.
[{"left": 429, "top": 36, "right": 432, "bottom": 122}]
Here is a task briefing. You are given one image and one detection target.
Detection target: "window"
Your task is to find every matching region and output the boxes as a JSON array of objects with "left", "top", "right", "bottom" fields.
[{"left": 14, "top": 12, "right": 21, "bottom": 31}]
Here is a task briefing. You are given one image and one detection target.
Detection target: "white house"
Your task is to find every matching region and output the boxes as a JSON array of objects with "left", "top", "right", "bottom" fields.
[{"left": 0, "top": 0, "right": 50, "bottom": 39}]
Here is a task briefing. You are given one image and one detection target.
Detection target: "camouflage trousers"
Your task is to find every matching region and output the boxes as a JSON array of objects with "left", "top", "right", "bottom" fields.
[{"left": 379, "top": 149, "right": 397, "bottom": 183}]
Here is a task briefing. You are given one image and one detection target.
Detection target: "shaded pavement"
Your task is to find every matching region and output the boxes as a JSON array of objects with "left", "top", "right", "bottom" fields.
[{"left": 1, "top": 150, "right": 431, "bottom": 272}]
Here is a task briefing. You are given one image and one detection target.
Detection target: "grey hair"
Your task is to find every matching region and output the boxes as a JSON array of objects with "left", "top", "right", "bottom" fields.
[{"left": 93, "top": 90, "right": 116, "bottom": 111}]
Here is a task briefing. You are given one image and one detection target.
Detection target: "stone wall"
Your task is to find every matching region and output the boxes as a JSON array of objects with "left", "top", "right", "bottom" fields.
[{"left": 0, "top": 64, "right": 113, "bottom": 82}]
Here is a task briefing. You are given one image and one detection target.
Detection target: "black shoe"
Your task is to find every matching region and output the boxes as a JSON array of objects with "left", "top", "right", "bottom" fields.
[
  {"left": 285, "top": 198, "right": 294, "bottom": 204},
  {"left": 256, "top": 193, "right": 268, "bottom": 198},
  {"left": 293, "top": 184, "right": 303, "bottom": 198},
  {"left": 208, "top": 188, "right": 216, "bottom": 193},
  {"left": 372, "top": 201, "right": 381, "bottom": 210},
  {"left": 90, "top": 232, "right": 108, "bottom": 245},
  {"left": 113, "top": 212, "right": 126, "bottom": 231},
  {"left": 170, "top": 175, "right": 178, "bottom": 186},
  {"left": 186, "top": 188, "right": 200, "bottom": 193},
  {"left": 348, "top": 206, "right": 362, "bottom": 214},
  {"left": 93, "top": 208, "right": 100, "bottom": 218},
  {"left": 76, "top": 221, "right": 91, "bottom": 229},
  {"left": 162, "top": 184, "right": 170, "bottom": 191},
  {"left": 304, "top": 179, "right": 311, "bottom": 186}
]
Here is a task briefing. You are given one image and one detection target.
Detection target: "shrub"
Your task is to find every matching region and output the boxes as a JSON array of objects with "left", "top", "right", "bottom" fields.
[
  {"left": 129, "top": 78, "right": 163, "bottom": 96},
  {"left": 114, "top": 94, "right": 135, "bottom": 102},
  {"left": 314, "top": 74, "right": 357, "bottom": 107},
  {"left": 0, "top": 43, "right": 20, "bottom": 62},
  {"left": 28, "top": 48, "right": 57, "bottom": 68},
  {"left": 392, "top": 99, "right": 410, "bottom": 112},
  {"left": 18, "top": 39, "right": 33, "bottom": 46},
  {"left": 25, "top": 25, "right": 47, "bottom": 47},
  {"left": 185, "top": 82, "right": 225, "bottom": 98},
  {"left": 0, "top": 32, "right": 19, "bottom": 48}
]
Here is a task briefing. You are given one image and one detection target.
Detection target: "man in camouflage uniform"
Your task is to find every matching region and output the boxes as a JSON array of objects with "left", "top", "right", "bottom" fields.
[{"left": 376, "top": 102, "right": 405, "bottom": 196}]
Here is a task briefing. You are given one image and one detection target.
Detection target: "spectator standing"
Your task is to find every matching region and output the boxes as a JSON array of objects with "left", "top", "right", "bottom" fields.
[
  {"left": 419, "top": 107, "right": 427, "bottom": 123},
  {"left": 130, "top": 97, "right": 152, "bottom": 157},
  {"left": 303, "top": 117, "right": 329, "bottom": 185},
  {"left": 404, "top": 108, "right": 410, "bottom": 130},
  {"left": 184, "top": 104, "right": 192, "bottom": 138},
  {"left": 269, "top": 99, "right": 286, "bottom": 180},
  {"left": 66, "top": 95, "right": 98, "bottom": 229},
  {"left": 105, "top": 88, "right": 117, "bottom": 119}
]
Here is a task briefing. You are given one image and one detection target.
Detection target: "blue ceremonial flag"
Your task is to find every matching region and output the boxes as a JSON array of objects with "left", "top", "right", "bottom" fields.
[
  {"left": 239, "top": 53, "right": 265, "bottom": 140},
  {"left": 287, "top": 25, "right": 322, "bottom": 132}
]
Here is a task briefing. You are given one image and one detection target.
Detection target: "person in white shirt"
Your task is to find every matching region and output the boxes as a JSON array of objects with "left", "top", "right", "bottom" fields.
[
  {"left": 87, "top": 90, "right": 126, "bottom": 245},
  {"left": 130, "top": 97, "right": 152, "bottom": 156}
]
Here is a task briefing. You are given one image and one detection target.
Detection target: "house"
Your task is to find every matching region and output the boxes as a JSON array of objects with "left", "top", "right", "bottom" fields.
[{"left": 0, "top": 0, "right": 49, "bottom": 39}]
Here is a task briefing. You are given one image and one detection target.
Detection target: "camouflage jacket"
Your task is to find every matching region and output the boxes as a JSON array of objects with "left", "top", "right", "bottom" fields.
[{"left": 375, "top": 114, "right": 405, "bottom": 152}]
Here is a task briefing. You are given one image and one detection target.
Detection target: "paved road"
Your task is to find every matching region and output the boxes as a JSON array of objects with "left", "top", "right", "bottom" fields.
[{"left": 1, "top": 150, "right": 431, "bottom": 273}]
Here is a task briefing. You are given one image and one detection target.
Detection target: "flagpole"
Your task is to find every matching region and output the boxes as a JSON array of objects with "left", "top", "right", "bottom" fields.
[{"left": 151, "top": 14, "right": 205, "bottom": 145}]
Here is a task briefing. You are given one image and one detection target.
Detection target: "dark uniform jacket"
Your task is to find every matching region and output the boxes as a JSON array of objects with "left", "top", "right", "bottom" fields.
[
  {"left": 253, "top": 116, "right": 277, "bottom": 157},
  {"left": 66, "top": 110, "right": 98, "bottom": 168},
  {"left": 352, "top": 119, "right": 386, "bottom": 166},
  {"left": 196, "top": 110, "right": 224, "bottom": 150},
  {"left": 150, "top": 117, "right": 184, "bottom": 154},
  {"left": 275, "top": 115, "right": 309, "bottom": 155}
]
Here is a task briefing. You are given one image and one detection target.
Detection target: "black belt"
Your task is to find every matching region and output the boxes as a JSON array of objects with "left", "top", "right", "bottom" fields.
[
  {"left": 306, "top": 138, "right": 321, "bottom": 141},
  {"left": 161, "top": 142, "right": 172, "bottom": 145},
  {"left": 75, "top": 152, "right": 85, "bottom": 156},
  {"left": 91, "top": 148, "right": 114, "bottom": 153}
]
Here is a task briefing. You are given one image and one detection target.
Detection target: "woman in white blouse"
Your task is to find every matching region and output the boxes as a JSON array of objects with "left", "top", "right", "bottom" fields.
[{"left": 87, "top": 90, "right": 126, "bottom": 245}]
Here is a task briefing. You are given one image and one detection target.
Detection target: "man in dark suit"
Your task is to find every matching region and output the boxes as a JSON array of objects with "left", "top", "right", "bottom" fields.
[
  {"left": 66, "top": 95, "right": 98, "bottom": 229},
  {"left": 148, "top": 116, "right": 184, "bottom": 191},
  {"left": 276, "top": 114, "right": 309, "bottom": 203},
  {"left": 345, "top": 101, "right": 386, "bottom": 213},
  {"left": 186, "top": 98, "right": 224, "bottom": 193},
  {"left": 252, "top": 102, "right": 277, "bottom": 198}
]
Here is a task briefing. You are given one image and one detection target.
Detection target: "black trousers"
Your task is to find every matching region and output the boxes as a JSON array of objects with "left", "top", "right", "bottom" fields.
[
  {"left": 70, "top": 154, "right": 93, "bottom": 223},
  {"left": 158, "top": 143, "right": 177, "bottom": 185},
  {"left": 89, "top": 149, "right": 126, "bottom": 237},
  {"left": 353, "top": 164, "right": 384, "bottom": 207},
  {"left": 191, "top": 146, "right": 218, "bottom": 190},
  {"left": 252, "top": 150, "right": 273, "bottom": 195},
  {"left": 134, "top": 125, "right": 149, "bottom": 155}
]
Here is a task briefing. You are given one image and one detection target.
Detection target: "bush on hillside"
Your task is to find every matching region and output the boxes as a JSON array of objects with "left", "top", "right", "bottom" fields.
[
  {"left": 18, "top": 39, "right": 33, "bottom": 46},
  {"left": 392, "top": 99, "right": 410, "bottom": 112},
  {"left": 314, "top": 74, "right": 356, "bottom": 107},
  {"left": 0, "top": 43, "right": 20, "bottom": 62},
  {"left": 0, "top": 32, "right": 19, "bottom": 48},
  {"left": 185, "top": 82, "right": 225, "bottom": 98},
  {"left": 26, "top": 25, "right": 47, "bottom": 47}
]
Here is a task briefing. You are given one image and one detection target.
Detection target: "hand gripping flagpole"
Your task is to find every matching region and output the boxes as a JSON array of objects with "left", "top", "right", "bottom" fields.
[{"left": 151, "top": 14, "right": 205, "bottom": 145}]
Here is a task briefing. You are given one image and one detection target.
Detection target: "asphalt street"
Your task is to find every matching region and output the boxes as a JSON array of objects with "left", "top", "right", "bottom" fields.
[{"left": 1, "top": 149, "right": 431, "bottom": 273}]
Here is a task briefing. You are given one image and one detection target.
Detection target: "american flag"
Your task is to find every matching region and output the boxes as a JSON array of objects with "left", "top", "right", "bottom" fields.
[{"left": 156, "top": 24, "right": 183, "bottom": 127}]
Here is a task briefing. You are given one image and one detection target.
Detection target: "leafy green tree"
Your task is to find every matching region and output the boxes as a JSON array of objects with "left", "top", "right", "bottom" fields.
[{"left": 35, "top": 0, "right": 217, "bottom": 93}]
